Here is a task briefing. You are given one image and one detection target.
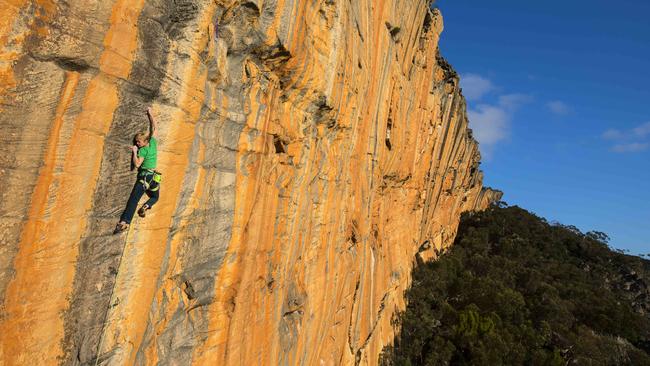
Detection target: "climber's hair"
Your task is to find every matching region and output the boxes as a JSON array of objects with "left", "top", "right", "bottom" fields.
[{"left": 134, "top": 131, "right": 149, "bottom": 143}]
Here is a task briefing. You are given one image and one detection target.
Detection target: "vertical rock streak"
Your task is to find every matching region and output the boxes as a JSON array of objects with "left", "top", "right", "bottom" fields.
[
  {"left": 1, "top": 0, "right": 145, "bottom": 364},
  {"left": 0, "top": 0, "right": 501, "bottom": 365}
]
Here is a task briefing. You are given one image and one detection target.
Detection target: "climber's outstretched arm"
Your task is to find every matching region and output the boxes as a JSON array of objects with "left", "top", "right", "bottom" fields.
[{"left": 147, "top": 107, "right": 158, "bottom": 138}]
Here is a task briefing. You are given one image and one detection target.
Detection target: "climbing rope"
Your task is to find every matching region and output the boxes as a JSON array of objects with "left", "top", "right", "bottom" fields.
[{"left": 94, "top": 223, "right": 133, "bottom": 366}]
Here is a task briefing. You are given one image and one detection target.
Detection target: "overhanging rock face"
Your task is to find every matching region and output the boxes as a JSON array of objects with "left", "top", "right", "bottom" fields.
[{"left": 0, "top": 1, "right": 501, "bottom": 365}]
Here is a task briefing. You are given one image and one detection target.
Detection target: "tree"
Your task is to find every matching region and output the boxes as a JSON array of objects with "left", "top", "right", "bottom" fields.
[{"left": 382, "top": 206, "right": 650, "bottom": 365}]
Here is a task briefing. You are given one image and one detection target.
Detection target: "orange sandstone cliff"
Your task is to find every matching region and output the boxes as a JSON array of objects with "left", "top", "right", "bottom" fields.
[{"left": 0, "top": 0, "right": 501, "bottom": 365}]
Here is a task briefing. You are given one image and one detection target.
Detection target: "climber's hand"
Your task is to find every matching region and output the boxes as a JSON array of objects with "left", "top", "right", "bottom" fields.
[{"left": 132, "top": 145, "right": 138, "bottom": 154}]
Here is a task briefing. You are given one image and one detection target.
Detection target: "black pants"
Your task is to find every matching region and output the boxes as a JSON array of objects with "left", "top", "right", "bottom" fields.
[{"left": 119, "top": 177, "right": 159, "bottom": 224}]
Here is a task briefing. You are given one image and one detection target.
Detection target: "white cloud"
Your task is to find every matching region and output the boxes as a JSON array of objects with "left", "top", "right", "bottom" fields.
[
  {"left": 460, "top": 73, "right": 494, "bottom": 101},
  {"left": 602, "top": 129, "right": 623, "bottom": 140},
  {"left": 468, "top": 93, "right": 530, "bottom": 158},
  {"left": 603, "top": 122, "right": 650, "bottom": 153},
  {"left": 547, "top": 100, "right": 571, "bottom": 115},
  {"left": 633, "top": 121, "right": 650, "bottom": 137},
  {"left": 499, "top": 94, "right": 532, "bottom": 109},
  {"left": 468, "top": 105, "right": 509, "bottom": 145},
  {"left": 611, "top": 143, "right": 649, "bottom": 153}
]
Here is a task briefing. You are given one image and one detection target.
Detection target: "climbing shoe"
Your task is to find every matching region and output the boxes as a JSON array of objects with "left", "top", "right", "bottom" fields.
[
  {"left": 113, "top": 222, "right": 129, "bottom": 234},
  {"left": 137, "top": 204, "right": 150, "bottom": 218}
]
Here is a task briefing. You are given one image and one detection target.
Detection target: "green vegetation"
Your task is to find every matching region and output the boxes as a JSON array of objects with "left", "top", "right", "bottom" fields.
[{"left": 381, "top": 205, "right": 650, "bottom": 365}]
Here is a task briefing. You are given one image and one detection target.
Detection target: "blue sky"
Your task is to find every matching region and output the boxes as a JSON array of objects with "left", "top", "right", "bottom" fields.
[{"left": 436, "top": 0, "right": 650, "bottom": 255}]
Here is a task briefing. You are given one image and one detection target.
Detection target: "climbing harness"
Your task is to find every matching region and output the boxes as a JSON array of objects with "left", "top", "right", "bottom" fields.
[{"left": 138, "top": 169, "right": 162, "bottom": 191}]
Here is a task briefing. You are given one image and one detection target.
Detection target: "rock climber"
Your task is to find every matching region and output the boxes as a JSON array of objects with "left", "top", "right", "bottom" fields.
[{"left": 114, "top": 107, "right": 162, "bottom": 234}]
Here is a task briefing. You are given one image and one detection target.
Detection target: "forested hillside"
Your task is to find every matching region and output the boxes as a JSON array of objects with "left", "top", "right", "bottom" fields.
[{"left": 382, "top": 205, "right": 650, "bottom": 365}]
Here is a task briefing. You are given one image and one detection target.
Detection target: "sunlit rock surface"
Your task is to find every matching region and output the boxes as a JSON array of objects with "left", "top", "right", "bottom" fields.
[{"left": 0, "top": 0, "right": 501, "bottom": 365}]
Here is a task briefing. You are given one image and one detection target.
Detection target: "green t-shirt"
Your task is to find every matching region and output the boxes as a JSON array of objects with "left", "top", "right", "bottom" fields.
[{"left": 138, "top": 137, "right": 158, "bottom": 171}]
